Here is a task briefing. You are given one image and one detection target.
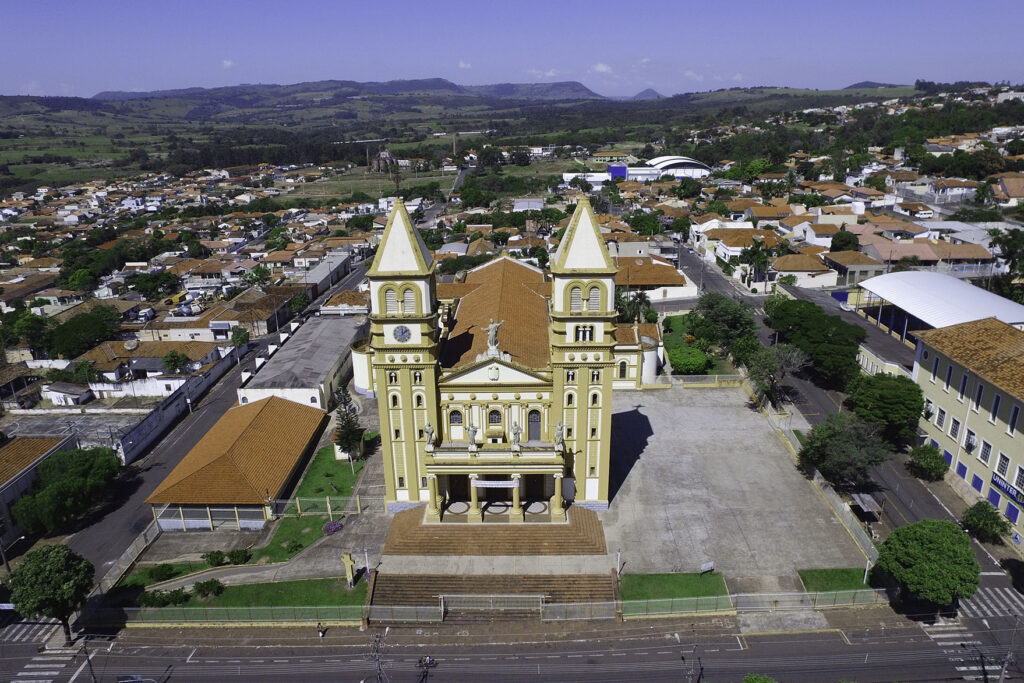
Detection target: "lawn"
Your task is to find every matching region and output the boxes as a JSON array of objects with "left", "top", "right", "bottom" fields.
[
  {"left": 662, "top": 315, "right": 734, "bottom": 375},
  {"left": 120, "top": 561, "right": 211, "bottom": 588},
  {"left": 619, "top": 573, "right": 728, "bottom": 601},
  {"left": 794, "top": 429, "right": 806, "bottom": 446},
  {"left": 293, "top": 446, "right": 364, "bottom": 499},
  {"left": 798, "top": 568, "right": 868, "bottom": 592},
  {"left": 191, "top": 578, "right": 367, "bottom": 607}
]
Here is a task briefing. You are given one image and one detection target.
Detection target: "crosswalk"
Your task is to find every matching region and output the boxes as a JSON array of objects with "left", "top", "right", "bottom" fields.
[
  {"left": 959, "top": 586, "right": 1024, "bottom": 618},
  {"left": 0, "top": 612, "right": 60, "bottom": 644},
  {"left": 8, "top": 652, "right": 76, "bottom": 683},
  {"left": 922, "top": 621, "right": 995, "bottom": 681}
]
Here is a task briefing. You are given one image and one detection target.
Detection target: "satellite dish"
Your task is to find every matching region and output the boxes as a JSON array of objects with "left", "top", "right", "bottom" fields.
[{"left": 124, "top": 339, "right": 139, "bottom": 351}]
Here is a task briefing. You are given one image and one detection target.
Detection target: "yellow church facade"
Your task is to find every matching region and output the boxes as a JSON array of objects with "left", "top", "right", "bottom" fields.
[{"left": 352, "top": 198, "right": 657, "bottom": 522}]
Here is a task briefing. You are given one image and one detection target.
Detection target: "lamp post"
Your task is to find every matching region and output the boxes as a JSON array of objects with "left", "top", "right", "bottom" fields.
[{"left": 1, "top": 535, "right": 26, "bottom": 575}]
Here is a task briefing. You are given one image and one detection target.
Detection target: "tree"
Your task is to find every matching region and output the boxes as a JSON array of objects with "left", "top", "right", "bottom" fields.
[
  {"left": 673, "top": 177, "right": 702, "bottom": 199},
  {"left": 829, "top": 228, "right": 859, "bottom": 252},
  {"left": 797, "top": 412, "right": 892, "bottom": 486},
  {"left": 876, "top": 519, "right": 979, "bottom": 606},
  {"left": 126, "top": 271, "right": 180, "bottom": 300},
  {"left": 908, "top": 444, "right": 948, "bottom": 481},
  {"left": 289, "top": 292, "right": 311, "bottom": 314},
  {"left": 962, "top": 501, "right": 1012, "bottom": 544},
  {"left": 11, "top": 447, "right": 119, "bottom": 535},
  {"left": 162, "top": 349, "right": 190, "bottom": 374},
  {"left": 746, "top": 344, "right": 809, "bottom": 406},
  {"left": 47, "top": 306, "right": 121, "bottom": 359},
  {"left": 13, "top": 313, "right": 49, "bottom": 353},
  {"left": 846, "top": 374, "right": 924, "bottom": 448},
  {"left": 230, "top": 326, "right": 250, "bottom": 350},
  {"left": 334, "top": 387, "right": 363, "bottom": 455},
  {"left": 669, "top": 216, "right": 691, "bottom": 242},
  {"left": 765, "top": 298, "right": 865, "bottom": 389},
  {"left": 243, "top": 264, "right": 272, "bottom": 290},
  {"left": 667, "top": 346, "right": 710, "bottom": 375},
  {"left": 688, "top": 292, "right": 757, "bottom": 357},
  {"left": 739, "top": 240, "right": 772, "bottom": 291},
  {"left": 66, "top": 268, "right": 97, "bottom": 293},
  {"left": 9, "top": 545, "right": 94, "bottom": 645}
]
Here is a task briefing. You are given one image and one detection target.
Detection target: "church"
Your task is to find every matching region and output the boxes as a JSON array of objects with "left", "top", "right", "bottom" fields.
[{"left": 352, "top": 198, "right": 661, "bottom": 522}]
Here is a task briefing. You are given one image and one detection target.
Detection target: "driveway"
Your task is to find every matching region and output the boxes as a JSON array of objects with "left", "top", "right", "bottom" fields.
[{"left": 603, "top": 386, "right": 866, "bottom": 592}]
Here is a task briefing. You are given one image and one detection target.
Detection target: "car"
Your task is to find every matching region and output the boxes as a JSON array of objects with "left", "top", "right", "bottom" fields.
[{"left": 687, "top": 248, "right": 695, "bottom": 254}]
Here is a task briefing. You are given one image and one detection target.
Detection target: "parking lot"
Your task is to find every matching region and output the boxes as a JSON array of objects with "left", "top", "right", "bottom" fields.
[{"left": 603, "top": 386, "right": 865, "bottom": 592}]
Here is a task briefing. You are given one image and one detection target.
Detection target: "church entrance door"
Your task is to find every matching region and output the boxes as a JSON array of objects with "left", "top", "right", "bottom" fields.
[{"left": 528, "top": 410, "right": 541, "bottom": 441}]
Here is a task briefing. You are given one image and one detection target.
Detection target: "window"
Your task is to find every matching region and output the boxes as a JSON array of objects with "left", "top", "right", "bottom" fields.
[
  {"left": 385, "top": 289, "right": 398, "bottom": 314},
  {"left": 398, "top": 477, "right": 404, "bottom": 488},
  {"left": 413, "top": 371, "right": 422, "bottom": 384},
  {"left": 421, "top": 477, "right": 427, "bottom": 488},
  {"left": 979, "top": 440, "right": 992, "bottom": 465},
  {"left": 944, "top": 365, "right": 953, "bottom": 390},
  {"left": 591, "top": 393, "right": 599, "bottom": 406},
  {"left": 991, "top": 394, "right": 1002, "bottom": 423},
  {"left": 935, "top": 407, "right": 946, "bottom": 428},
  {"left": 391, "top": 395, "right": 399, "bottom": 408},
  {"left": 949, "top": 418, "right": 961, "bottom": 440},
  {"left": 165, "top": 384, "right": 172, "bottom": 392},
  {"left": 591, "top": 370, "right": 600, "bottom": 383},
  {"left": 394, "top": 429, "right": 400, "bottom": 439},
  {"left": 587, "top": 286, "right": 600, "bottom": 311},
  {"left": 566, "top": 427, "right": 573, "bottom": 438},
  {"left": 566, "top": 370, "right": 576, "bottom": 383},
  {"left": 570, "top": 286, "right": 582, "bottom": 312},
  {"left": 998, "top": 452, "right": 1011, "bottom": 477},
  {"left": 1009, "top": 405, "right": 1020, "bottom": 436},
  {"left": 415, "top": 395, "right": 423, "bottom": 407},
  {"left": 619, "top": 361, "right": 628, "bottom": 379},
  {"left": 403, "top": 288, "right": 415, "bottom": 314},
  {"left": 574, "top": 325, "right": 594, "bottom": 342},
  {"left": 931, "top": 356, "right": 940, "bottom": 381},
  {"left": 958, "top": 374, "right": 968, "bottom": 401},
  {"left": 449, "top": 411, "right": 463, "bottom": 425},
  {"left": 590, "top": 427, "right": 597, "bottom": 437},
  {"left": 1015, "top": 466, "right": 1024, "bottom": 491},
  {"left": 964, "top": 428, "right": 976, "bottom": 451},
  {"left": 566, "top": 394, "right": 574, "bottom": 406},
  {"left": 388, "top": 372, "right": 398, "bottom": 384},
  {"left": 310, "top": 396, "right": 318, "bottom": 404},
  {"left": 974, "top": 383, "right": 985, "bottom": 411},
  {"left": 488, "top": 409, "right": 501, "bottom": 425}
]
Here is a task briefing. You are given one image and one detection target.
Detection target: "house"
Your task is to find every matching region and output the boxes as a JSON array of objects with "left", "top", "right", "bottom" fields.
[
  {"left": 141, "top": 289, "right": 292, "bottom": 342},
  {"left": 320, "top": 289, "right": 370, "bottom": 316},
  {"left": 992, "top": 173, "right": 1024, "bottom": 208},
  {"left": 802, "top": 223, "right": 842, "bottom": 248},
  {"left": 614, "top": 255, "right": 696, "bottom": 301},
  {"left": 703, "top": 228, "right": 782, "bottom": 263},
  {"left": 1, "top": 436, "right": 77, "bottom": 545},
  {"left": 147, "top": 396, "right": 326, "bottom": 531},
  {"left": 912, "top": 318, "right": 1024, "bottom": 532},
  {"left": 76, "top": 340, "right": 226, "bottom": 398},
  {"left": 821, "top": 251, "right": 886, "bottom": 287},
  {"left": 769, "top": 254, "right": 838, "bottom": 289},
  {"left": 41, "top": 382, "right": 93, "bottom": 406},
  {"left": 894, "top": 202, "right": 934, "bottom": 219}
]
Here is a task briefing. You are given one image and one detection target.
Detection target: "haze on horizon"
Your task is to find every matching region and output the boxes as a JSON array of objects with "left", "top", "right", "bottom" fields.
[{"left": 3, "top": 0, "right": 1022, "bottom": 99}]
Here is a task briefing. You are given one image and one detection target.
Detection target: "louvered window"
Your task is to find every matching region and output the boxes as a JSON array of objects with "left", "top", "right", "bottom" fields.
[
  {"left": 570, "top": 287, "right": 582, "bottom": 311},
  {"left": 385, "top": 289, "right": 398, "bottom": 314},
  {"left": 403, "top": 288, "right": 416, "bottom": 314},
  {"left": 588, "top": 286, "right": 600, "bottom": 311}
]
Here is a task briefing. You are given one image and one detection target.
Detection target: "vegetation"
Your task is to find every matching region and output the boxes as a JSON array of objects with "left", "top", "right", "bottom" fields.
[
  {"left": 12, "top": 447, "right": 120, "bottom": 535},
  {"left": 745, "top": 344, "right": 809, "bottom": 406},
  {"left": 333, "top": 387, "right": 363, "bottom": 455},
  {"left": 9, "top": 545, "right": 94, "bottom": 645},
  {"left": 187, "top": 578, "right": 366, "bottom": 608},
  {"left": 845, "top": 374, "right": 924, "bottom": 448},
  {"left": 962, "top": 501, "right": 1012, "bottom": 544},
  {"left": 797, "top": 413, "right": 892, "bottom": 486},
  {"left": 908, "top": 444, "right": 949, "bottom": 481},
  {"left": 618, "top": 573, "right": 728, "bottom": 601},
  {"left": 764, "top": 298, "right": 865, "bottom": 389},
  {"left": 47, "top": 305, "right": 122, "bottom": 359},
  {"left": 876, "top": 519, "right": 979, "bottom": 606},
  {"left": 798, "top": 568, "right": 868, "bottom": 592},
  {"left": 686, "top": 292, "right": 759, "bottom": 365}
]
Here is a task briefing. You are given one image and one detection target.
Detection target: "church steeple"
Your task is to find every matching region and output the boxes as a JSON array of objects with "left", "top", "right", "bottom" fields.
[
  {"left": 550, "top": 197, "right": 616, "bottom": 276},
  {"left": 366, "top": 199, "right": 433, "bottom": 278}
]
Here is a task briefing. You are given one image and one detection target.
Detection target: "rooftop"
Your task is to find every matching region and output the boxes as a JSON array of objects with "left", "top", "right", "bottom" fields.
[
  {"left": 916, "top": 317, "right": 1024, "bottom": 400},
  {"left": 246, "top": 315, "right": 365, "bottom": 390},
  {"left": 0, "top": 437, "right": 65, "bottom": 489}
]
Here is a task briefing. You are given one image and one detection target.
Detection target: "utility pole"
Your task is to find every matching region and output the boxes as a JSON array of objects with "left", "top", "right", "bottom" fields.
[
  {"left": 366, "top": 628, "right": 390, "bottom": 683},
  {"left": 999, "top": 615, "right": 1020, "bottom": 683}
]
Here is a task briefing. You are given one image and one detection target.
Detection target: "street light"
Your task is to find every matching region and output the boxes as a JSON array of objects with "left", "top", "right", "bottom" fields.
[{"left": 1, "top": 535, "right": 26, "bottom": 574}]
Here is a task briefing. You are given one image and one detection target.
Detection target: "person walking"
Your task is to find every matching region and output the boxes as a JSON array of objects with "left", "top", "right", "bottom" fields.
[{"left": 317, "top": 622, "right": 325, "bottom": 639}]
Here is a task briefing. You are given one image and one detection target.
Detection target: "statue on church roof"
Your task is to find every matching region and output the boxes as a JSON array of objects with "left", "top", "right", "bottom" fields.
[{"left": 485, "top": 318, "right": 504, "bottom": 351}]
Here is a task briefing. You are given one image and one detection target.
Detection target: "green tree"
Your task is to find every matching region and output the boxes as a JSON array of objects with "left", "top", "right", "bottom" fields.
[
  {"left": 746, "top": 344, "right": 809, "bottom": 406},
  {"left": 876, "top": 519, "right": 979, "bottom": 606},
  {"left": 797, "top": 412, "right": 892, "bottom": 486},
  {"left": 230, "top": 326, "right": 250, "bottom": 354},
  {"left": 829, "top": 228, "right": 859, "bottom": 252},
  {"left": 739, "top": 240, "right": 772, "bottom": 290},
  {"left": 162, "top": 349, "right": 190, "bottom": 374},
  {"left": 126, "top": 271, "right": 180, "bottom": 300},
  {"left": 846, "top": 374, "right": 924, "bottom": 448},
  {"left": 962, "top": 501, "right": 1012, "bottom": 544},
  {"left": 765, "top": 298, "right": 865, "bottom": 389},
  {"left": 667, "top": 346, "right": 710, "bottom": 375},
  {"left": 742, "top": 676, "right": 778, "bottom": 683},
  {"left": 673, "top": 177, "right": 702, "bottom": 199},
  {"left": 14, "top": 313, "right": 49, "bottom": 353},
  {"left": 290, "top": 292, "right": 311, "bottom": 314},
  {"left": 47, "top": 306, "right": 121, "bottom": 359},
  {"left": 66, "top": 268, "right": 97, "bottom": 293},
  {"left": 688, "top": 292, "right": 757, "bottom": 357},
  {"left": 908, "top": 444, "right": 948, "bottom": 481},
  {"left": 9, "top": 545, "right": 94, "bottom": 645},
  {"left": 669, "top": 216, "right": 691, "bottom": 242},
  {"left": 334, "top": 387, "right": 363, "bottom": 455},
  {"left": 243, "top": 264, "right": 272, "bottom": 289}
]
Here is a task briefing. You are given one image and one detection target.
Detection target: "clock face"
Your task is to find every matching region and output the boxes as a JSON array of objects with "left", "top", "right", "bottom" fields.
[{"left": 393, "top": 325, "right": 411, "bottom": 342}]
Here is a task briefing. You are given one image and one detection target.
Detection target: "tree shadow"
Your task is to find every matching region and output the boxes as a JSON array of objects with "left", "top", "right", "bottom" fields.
[
  {"left": 608, "top": 406, "right": 652, "bottom": 502},
  {"left": 68, "top": 470, "right": 145, "bottom": 533},
  {"left": 1001, "top": 558, "right": 1024, "bottom": 593}
]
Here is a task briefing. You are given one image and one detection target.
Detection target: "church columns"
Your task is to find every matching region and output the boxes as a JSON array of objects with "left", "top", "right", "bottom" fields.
[
  {"left": 425, "top": 474, "right": 440, "bottom": 523},
  {"left": 468, "top": 474, "right": 483, "bottom": 523},
  {"left": 550, "top": 473, "right": 566, "bottom": 522},
  {"left": 509, "top": 474, "right": 524, "bottom": 523}
]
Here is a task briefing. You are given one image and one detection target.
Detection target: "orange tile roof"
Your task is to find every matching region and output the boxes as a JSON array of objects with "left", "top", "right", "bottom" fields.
[
  {"left": 614, "top": 257, "right": 688, "bottom": 287},
  {"left": 771, "top": 254, "right": 830, "bottom": 272},
  {"left": 441, "top": 258, "right": 551, "bottom": 371},
  {"left": 146, "top": 397, "right": 326, "bottom": 505},
  {"left": 823, "top": 251, "right": 883, "bottom": 267},
  {"left": 0, "top": 437, "right": 64, "bottom": 488},
  {"left": 916, "top": 318, "right": 1024, "bottom": 400}
]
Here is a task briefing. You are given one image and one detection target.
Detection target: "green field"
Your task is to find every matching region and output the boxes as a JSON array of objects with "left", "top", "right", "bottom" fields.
[
  {"left": 190, "top": 578, "right": 366, "bottom": 607},
  {"left": 798, "top": 568, "right": 869, "bottom": 592},
  {"left": 619, "top": 572, "right": 729, "bottom": 601}
]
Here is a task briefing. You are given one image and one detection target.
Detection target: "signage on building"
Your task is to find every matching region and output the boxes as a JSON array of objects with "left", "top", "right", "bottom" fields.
[
  {"left": 991, "top": 473, "right": 1024, "bottom": 507},
  {"left": 471, "top": 479, "right": 518, "bottom": 488}
]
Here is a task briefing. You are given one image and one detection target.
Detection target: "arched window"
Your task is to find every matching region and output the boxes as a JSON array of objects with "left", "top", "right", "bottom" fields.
[
  {"left": 619, "top": 361, "right": 628, "bottom": 379},
  {"left": 488, "top": 409, "right": 502, "bottom": 425},
  {"left": 384, "top": 289, "right": 398, "bottom": 314},
  {"left": 415, "top": 395, "right": 423, "bottom": 407},
  {"left": 391, "top": 394, "right": 399, "bottom": 408},
  {"left": 311, "top": 396, "right": 318, "bottom": 404},
  {"left": 591, "top": 392, "right": 599, "bottom": 406},
  {"left": 449, "top": 411, "right": 463, "bottom": 425},
  {"left": 570, "top": 286, "right": 582, "bottom": 312},
  {"left": 591, "top": 370, "right": 600, "bottom": 383},
  {"left": 388, "top": 372, "right": 398, "bottom": 384},
  {"left": 588, "top": 286, "right": 600, "bottom": 312},
  {"left": 403, "top": 288, "right": 416, "bottom": 314},
  {"left": 241, "top": 397, "right": 249, "bottom": 404},
  {"left": 413, "top": 371, "right": 422, "bottom": 384},
  {"left": 566, "top": 393, "right": 574, "bottom": 407},
  {"left": 566, "top": 370, "right": 576, "bottom": 383}
]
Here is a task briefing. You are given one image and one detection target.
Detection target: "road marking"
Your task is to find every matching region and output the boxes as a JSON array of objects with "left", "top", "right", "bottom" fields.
[
  {"left": 980, "top": 571, "right": 1005, "bottom": 575},
  {"left": 18, "top": 671, "right": 61, "bottom": 676}
]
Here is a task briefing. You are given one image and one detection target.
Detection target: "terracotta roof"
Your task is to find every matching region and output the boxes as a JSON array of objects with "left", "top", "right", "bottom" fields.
[
  {"left": 808, "top": 224, "right": 841, "bottom": 235},
  {"left": 0, "top": 437, "right": 64, "bottom": 488},
  {"left": 613, "top": 323, "right": 662, "bottom": 348},
  {"left": 146, "top": 397, "right": 326, "bottom": 505},
  {"left": 76, "top": 340, "right": 221, "bottom": 371},
  {"left": 704, "top": 228, "right": 781, "bottom": 249},
  {"left": 323, "top": 289, "right": 369, "bottom": 307},
  {"left": 823, "top": 251, "right": 883, "bottom": 267},
  {"left": 52, "top": 298, "right": 138, "bottom": 324},
  {"left": 441, "top": 258, "right": 550, "bottom": 371},
  {"left": 771, "top": 254, "right": 830, "bottom": 272},
  {"left": 916, "top": 318, "right": 1024, "bottom": 400},
  {"left": 614, "top": 257, "right": 688, "bottom": 287}
]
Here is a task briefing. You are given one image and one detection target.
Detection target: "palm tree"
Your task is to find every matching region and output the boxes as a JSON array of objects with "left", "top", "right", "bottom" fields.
[{"left": 740, "top": 240, "right": 771, "bottom": 292}]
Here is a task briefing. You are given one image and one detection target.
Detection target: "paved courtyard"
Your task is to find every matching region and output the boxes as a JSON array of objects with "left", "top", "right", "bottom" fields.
[{"left": 603, "top": 386, "right": 865, "bottom": 592}]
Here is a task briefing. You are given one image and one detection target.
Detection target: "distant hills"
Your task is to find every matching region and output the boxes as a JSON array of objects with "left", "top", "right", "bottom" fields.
[
  {"left": 93, "top": 78, "right": 605, "bottom": 102},
  {"left": 844, "top": 81, "right": 905, "bottom": 89},
  {"left": 632, "top": 88, "right": 664, "bottom": 100}
]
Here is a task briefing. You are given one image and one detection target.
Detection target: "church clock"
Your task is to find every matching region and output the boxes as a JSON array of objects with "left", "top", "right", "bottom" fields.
[{"left": 393, "top": 325, "right": 411, "bottom": 342}]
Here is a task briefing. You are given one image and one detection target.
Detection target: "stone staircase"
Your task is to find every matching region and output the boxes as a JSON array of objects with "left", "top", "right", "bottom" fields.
[{"left": 382, "top": 506, "right": 607, "bottom": 556}]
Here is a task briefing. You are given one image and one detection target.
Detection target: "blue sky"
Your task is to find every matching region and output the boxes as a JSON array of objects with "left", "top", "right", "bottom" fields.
[{"left": 3, "top": 0, "right": 1021, "bottom": 98}]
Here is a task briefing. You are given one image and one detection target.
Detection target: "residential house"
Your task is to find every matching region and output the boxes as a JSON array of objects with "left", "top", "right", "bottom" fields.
[
  {"left": 1, "top": 436, "right": 77, "bottom": 545},
  {"left": 614, "top": 255, "right": 696, "bottom": 301},
  {"left": 894, "top": 202, "right": 934, "bottom": 219},
  {"left": 769, "top": 254, "right": 838, "bottom": 290},
  {"left": 821, "top": 251, "right": 886, "bottom": 287}
]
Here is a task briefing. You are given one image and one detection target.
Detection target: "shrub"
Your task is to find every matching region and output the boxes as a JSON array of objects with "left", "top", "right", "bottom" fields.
[
  {"left": 962, "top": 501, "right": 1012, "bottom": 544},
  {"left": 201, "top": 550, "right": 226, "bottom": 567},
  {"left": 194, "top": 579, "right": 225, "bottom": 598},
  {"left": 226, "top": 548, "right": 251, "bottom": 565},
  {"left": 322, "top": 519, "right": 345, "bottom": 536},
  {"left": 285, "top": 540, "right": 304, "bottom": 553},
  {"left": 138, "top": 588, "right": 191, "bottom": 608},
  {"left": 147, "top": 564, "right": 177, "bottom": 582},
  {"left": 908, "top": 444, "right": 948, "bottom": 481},
  {"left": 667, "top": 346, "right": 710, "bottom": 375}
]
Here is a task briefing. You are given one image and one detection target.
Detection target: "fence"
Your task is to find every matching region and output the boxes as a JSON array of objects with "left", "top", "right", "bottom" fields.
[
  {"left": 87, "top": 604, "right": 366, "bottom": 625},
  {"left": 270, "top": 495, "right": 384, "bottom": 518},
  {"left": 93, "top": 520, "right": 162, "bottom": 594},
  {"left": 442, "top": 594, "right": 543, "bottom": 613},
  {"left": 814, "top": 473, "right": 881, "bottom": 563},
  {"left": 673, "top": 374, "right": 744, "bottom": 388},
  {"left": 366, "top": 605, "right": 443, "bottom": 623}
]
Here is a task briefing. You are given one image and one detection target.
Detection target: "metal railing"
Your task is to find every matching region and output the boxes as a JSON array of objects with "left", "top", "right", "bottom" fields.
[
  {"left": 94, "top": 520, "right": 162, "bottom": 594},
  {"left": 673, "top": 374, "right": 744, "bottom": 387},
  {"left": 366, "top": 605, "right": 443, "bottom": 622},
  {"left": 88, "top": 604, "right": 365, "bottom": 625},
  {"left": 270, "top": 495, "right": 385, "bottom": 518},
  {"left": 442, "top": 594, "right": 544, "bottom": 612}
]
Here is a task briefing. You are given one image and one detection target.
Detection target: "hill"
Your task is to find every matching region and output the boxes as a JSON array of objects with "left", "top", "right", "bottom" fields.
[
  {"left": 844, "top": 81, "right": 904, "bottom": 89},
  {"left": 462, "top": 81, "right": 602, "bottom": 100},
  {"left": 632, "top": 88, "right": 663, "bottom": 100}
]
